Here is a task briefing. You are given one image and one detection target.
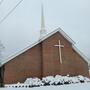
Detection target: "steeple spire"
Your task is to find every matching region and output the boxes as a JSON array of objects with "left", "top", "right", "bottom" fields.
[{"left": 40, "top": 3, "right": 47, "bottom": 39}]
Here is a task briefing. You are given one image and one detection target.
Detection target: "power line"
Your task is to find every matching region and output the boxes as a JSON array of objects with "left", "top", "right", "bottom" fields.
[
  {"left": 0, "top": 0, "right": 4, "bottom": 5},
  {"left": 0, "top": 0, "right": 24, "bottom": 24}
]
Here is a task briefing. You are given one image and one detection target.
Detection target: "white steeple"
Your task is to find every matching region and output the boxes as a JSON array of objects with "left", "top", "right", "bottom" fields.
[{"left": 40, "top": 3, "right": 47, "bottom": 39}]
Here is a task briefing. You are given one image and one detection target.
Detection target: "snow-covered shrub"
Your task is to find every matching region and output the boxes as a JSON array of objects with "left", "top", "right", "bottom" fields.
[
  {"left": 42, "top": 76, "right": 55, "bottom": 85},
  {"left": 62, "top": 76, "right": 72, "bottom": 84},
  {"left": 54, "top": 75, "right": 64, "bottom": 85},
  {"left": 32, "top": 78, "right": 44, "bottom": 86},
  {"left": 77, "top": 75, "right": 85, "bottom": 83},
  {"left": 24, "top": 75, "right": 90, "bottom": 87},
  {"left": 54, "top": 75, "right": 79, "bottom": 85},
  {"left": 5, "top": 75, "right": 90, "bottom": 88},
  {"left": 69, "top": 77, "right": 80, "bottom": 84},
  {"left": 24, "top": 78, "right": 44, "bottom": 87},
  {"left": 24, "top": 78, "right": 33, "bottom": 86}
]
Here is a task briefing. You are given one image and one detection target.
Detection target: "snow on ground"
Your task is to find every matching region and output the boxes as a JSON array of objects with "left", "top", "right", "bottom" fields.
[
  {"left": 1, "top": 75, "right": 90, "bottom": 90},
  {"left": 0, "top": 83, "right": 90, "bottom": 90}
]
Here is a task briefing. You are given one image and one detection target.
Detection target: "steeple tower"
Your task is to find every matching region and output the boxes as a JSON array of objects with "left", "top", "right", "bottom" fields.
[{"left": 40, "top": 3, "right": 47, "bottom": 39}]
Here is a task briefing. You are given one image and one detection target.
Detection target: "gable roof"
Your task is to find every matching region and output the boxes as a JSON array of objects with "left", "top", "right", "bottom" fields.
[{"left": 1, "top": 27, "right": 89, "bottom": 66}]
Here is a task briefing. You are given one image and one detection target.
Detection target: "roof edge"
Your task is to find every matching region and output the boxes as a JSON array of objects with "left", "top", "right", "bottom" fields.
[
  {"left": 1, "top": 27, "right": 88, "bottom": 66},
  {"left": 39, "top": 27, "right": 75, "bottom": 44}
]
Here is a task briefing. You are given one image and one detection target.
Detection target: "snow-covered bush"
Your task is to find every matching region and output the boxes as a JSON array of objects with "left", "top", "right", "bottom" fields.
[
  {"left": 54, "top": 75, "right": 64, "bottom": 85},
  {"left": 77, "top": 75, "right": 85, "bottom": 83},
  {"left": 5, "top": 75, "right": 90, "bottom": 88},
  {"left": 42, "top": 76, "right": 55, "bottom": 85},
  {"left": 69, "top": 76, "right": 80, "bottom": 83},
  {"left": 42, "top": 75, "right": 83, "bottom": 85},
  {"left": 62, "top": 76, "right": 72, "bottom": 84},
  {"left": 24, "top": 78, "right": 44, "bottom": 87}
]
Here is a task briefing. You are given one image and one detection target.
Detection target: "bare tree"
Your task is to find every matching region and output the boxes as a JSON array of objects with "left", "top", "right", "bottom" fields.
[
  {"left": 0, "top": 41, "right": 4, "bottom": 58},
  {"left": 0, "top": 41, "right": 5, "bottom": 87}
]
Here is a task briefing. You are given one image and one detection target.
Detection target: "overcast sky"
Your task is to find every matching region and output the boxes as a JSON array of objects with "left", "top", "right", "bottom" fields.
[{"left": 0, "top": 0, "right": 90, "bottom": 62}]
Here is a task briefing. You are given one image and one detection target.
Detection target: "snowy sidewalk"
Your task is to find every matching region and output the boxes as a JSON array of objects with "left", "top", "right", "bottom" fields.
[{"left": 0, "top": 83, "right": 90, "bottom": 90}]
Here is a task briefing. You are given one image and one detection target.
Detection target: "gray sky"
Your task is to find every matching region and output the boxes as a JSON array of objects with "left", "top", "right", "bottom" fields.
[{"left": 0, "top": 0, "right": 90, "bottom": 62}]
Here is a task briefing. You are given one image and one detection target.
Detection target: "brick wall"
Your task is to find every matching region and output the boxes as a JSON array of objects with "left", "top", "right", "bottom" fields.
[
  {"left": 4, "top": 32, "right": 89, "bottom": 84},
  {"left": 42, "top": 32, "right": 89, "bottom": 77},
  {"left": 4, "top": 44, "right": 42, "bottom": 84}
]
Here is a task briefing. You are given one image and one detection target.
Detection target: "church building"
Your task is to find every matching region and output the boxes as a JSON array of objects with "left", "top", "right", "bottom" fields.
[{"left": 0, "top": 4, "right": 89, "bottom": 84}]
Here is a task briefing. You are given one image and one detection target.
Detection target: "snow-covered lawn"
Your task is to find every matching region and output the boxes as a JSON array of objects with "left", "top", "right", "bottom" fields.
[{"left": 0, "top": 83, "right": 90, "bottom": 90}]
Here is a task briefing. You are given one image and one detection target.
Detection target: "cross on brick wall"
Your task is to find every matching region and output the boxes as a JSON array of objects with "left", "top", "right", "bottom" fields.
[{"left": 54, "top": 40, "right": 64, "bottom": 64}]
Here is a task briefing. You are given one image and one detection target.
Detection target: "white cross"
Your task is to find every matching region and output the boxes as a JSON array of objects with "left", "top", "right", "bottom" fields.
[{"left": 54, "top": 40, "right": 64, "bottom": 64}]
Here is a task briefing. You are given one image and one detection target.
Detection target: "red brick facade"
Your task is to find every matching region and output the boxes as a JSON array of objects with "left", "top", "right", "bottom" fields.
[{"left": 4, "top": 32, "right": 89, "bottom": 84}]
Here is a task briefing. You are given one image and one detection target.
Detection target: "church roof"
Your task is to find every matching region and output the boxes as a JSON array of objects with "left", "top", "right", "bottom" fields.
[{"left": 1, "top": 27, "right": 89, "bottom": 66}]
